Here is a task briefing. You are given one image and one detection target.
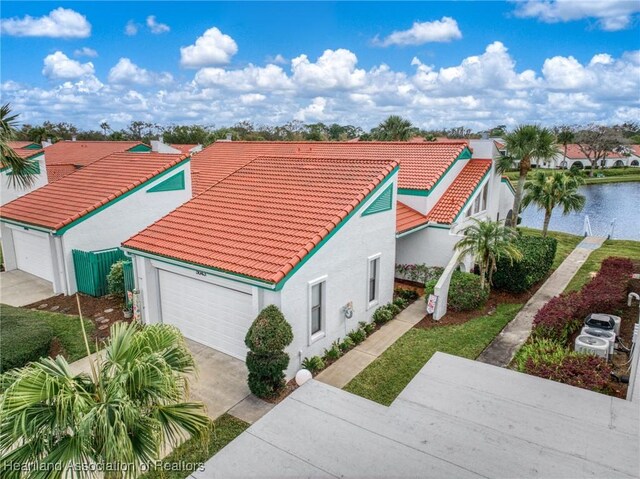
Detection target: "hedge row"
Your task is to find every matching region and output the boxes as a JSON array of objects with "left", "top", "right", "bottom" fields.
[
  {"left": 532, "top": 257, "right": 633, "bottom": 342},
  {"left": 493, "top": 235, "right": 557, "bottom": 293}
]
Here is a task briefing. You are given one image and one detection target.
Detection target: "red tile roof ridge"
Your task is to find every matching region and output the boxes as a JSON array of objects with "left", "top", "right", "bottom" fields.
[{"left": 213, "top": 140, "right": 468, "bottom": 145}]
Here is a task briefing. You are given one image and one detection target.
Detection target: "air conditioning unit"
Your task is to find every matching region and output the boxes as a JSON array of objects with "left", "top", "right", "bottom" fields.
[
  {"left": 575, "top": 335, "right": 609, "bottom": 360},
  {"left": 581, "top": 327, "right": 616, "bottom": 356},
  {"left": 584, "top": 313, "right": 621, "bottom": 335}
]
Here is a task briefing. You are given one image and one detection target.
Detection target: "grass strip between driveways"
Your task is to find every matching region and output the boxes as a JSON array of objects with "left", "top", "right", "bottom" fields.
[
  {"left": 565, "top": 239, "right": 640, "bottom": 292},
  {"left": 343, "top": 303, "right": 523, "bottom": 406},
  {"left": 139, "top": 414, "right": 249, "bottom": 479}
]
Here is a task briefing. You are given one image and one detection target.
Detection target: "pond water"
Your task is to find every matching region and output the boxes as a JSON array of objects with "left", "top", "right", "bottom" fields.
[{"left": 519, "top": 182, "right": 640, "bottom": 240}]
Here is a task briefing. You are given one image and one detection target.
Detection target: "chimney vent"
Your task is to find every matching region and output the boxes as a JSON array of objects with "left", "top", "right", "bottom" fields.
[
  {"left": 72, "top": 135, "right": 77, "bottom": 142},
  {"left": 226, "top": 133, "right": 232, "bottom": 141}
]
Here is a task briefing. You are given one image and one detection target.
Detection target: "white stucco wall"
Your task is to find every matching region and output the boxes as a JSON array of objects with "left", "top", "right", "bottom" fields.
[
  {"left": 127, "top": 171, "right": 398, "bottom": 379},
  {"left": 272, "top": 174, "right": 398, "bottom": 376},
  {"left": 396, "top": 226, "right": 461, "bottom": 268},
  {"left": 58, "top": 161, "right": 192, "bottom": 294},
  {"left": 1, "top": 153, "right": 48, "bottom": 205}
]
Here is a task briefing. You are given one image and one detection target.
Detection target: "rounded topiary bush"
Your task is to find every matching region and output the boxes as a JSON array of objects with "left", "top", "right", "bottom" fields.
[
  {"left": 245, "top": 305, "right": 293, "bottom": 398},
  {"left": 425, "top": 271, "right": 488, "bottom": 312}
]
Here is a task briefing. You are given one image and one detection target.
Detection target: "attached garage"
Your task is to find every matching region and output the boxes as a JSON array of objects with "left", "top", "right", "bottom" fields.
[
  {"left": 158, "top": 269, "right": 255, "bottom": 360},
  {"left": 12, "top": 228, "right": 54, "bottom": 282}
]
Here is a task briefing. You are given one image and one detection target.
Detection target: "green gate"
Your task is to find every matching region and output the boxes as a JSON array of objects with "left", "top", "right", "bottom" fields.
[
  {"left": 72, "top": 248, "right": 126, "bottom": 297},
  {"left": 123, "top": 260, "right": 135, "bottom": 306}
]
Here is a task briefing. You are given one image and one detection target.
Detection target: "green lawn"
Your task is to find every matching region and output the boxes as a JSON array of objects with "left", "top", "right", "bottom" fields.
[
  {"left": 343, "top": 303, "right": 523, "bottom": 406},
  {"left": 0, "top": 304, "right": 95, "bottom": 371},
  {"left": 504, "top": 167, "right": 640, "bottom": 185},
  {"left": 139, "top": 414, "right": 249, "bottom": 479},
  {"left": 565, "top": 239, "right": 640, "bottom": 292},
  {"left": 519, "top": 227, "right": 583, "bottom": 270}
]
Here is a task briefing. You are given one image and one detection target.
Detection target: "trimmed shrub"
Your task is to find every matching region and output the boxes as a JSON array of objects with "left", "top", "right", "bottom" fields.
[
  {"left": 0, "top": 314, "right": 53, "bottom": 373},
  {"left": 393, "top": 297, "right": 408, "bottom": 310},
  {"left": 513, "top": 338, "right": 571, "bottom": 372},
  {"left": 493, "top": 235, "right": 557, "bottom": 293},
  {"left": 360, "top": 321, "right": 376, "bottom": 335},
  {"left": 394, "top": 288, "right": 419, "bottom": 302},
  {"left": 301, "top": 356, "right": 325, "bottom": 374},
  {"left": 339, "top": 337, "right": 355, "bottom": 352},
  {"left": 532, "top": 257, "right": 633, "bottom": 342},
  {"left": 524, "top": 353, "right": 611, "bottom": 392},
  {"left": 107, "top": 260, "right": 126, "bottom": 297},
  {"left": 348, "top": 329, "right": 367, "bottom": 345},
  {"left": 372, "top": 305, "right": 394, "bottom": 325},
  {"left": 387, "top": 303, "right": 402, "bottom": 317},
  {"left": 425, "top": 271, "right": 488, "bottom": 312},
  {"left": 245, "top": 305, "right": 293, "bottom": 398},
  {"left": 323, "top": 343, "right": 341, "bottom": 361}
]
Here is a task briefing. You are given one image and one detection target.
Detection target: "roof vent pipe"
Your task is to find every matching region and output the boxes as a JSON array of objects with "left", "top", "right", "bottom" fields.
[
  {"left": 226, "top": 133, "right": 232, "bottom": 141},
  {"left": 71, "top": 135, "right": 77, "bottom": 141}
]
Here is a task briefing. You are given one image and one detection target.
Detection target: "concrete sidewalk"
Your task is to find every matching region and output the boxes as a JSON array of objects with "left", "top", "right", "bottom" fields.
[
  {"left": 0, "top": 270, "right": 54, "bottom": 307},
  {"left": 315, "top": 298, "right": 425, "bottom": 388},
  {"left": 477, "top": 235, "right": 606, "bottom": 367}
]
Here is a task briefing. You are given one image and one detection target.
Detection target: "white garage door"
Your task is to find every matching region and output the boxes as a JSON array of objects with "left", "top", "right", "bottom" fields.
[
  {"left": 158, "top": 270, "right": 255, "bottom": 360},
  {"left": 12, "top": 229, "right": 54, "bottom": 282}
]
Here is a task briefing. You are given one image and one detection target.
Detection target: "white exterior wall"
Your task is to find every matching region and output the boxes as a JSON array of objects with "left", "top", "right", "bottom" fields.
[
  {"left": 498, "top": 180, "right": 515, "bottom": 223},
  {"left": 1, "top": 153, "right": 48, "bottom": 205},
  {"left": 396, "top": 226, "right": 461, "bottom": 268},
  {"left": 128, "top": 171, "right": 398, "bottom": 379},
  {"left": 274, "top": 174, "right": 398, "bottom": 377},
  {"left": 547, "top": 153, "right": 631, "bottom": 169}
]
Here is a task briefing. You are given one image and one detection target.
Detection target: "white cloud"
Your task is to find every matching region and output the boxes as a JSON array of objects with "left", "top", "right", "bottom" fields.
[
  {"left": 108, "top": 58, "right": 173, "bottom": 85},
  {"left": 42, "top": 51, "right": 94, "bottom": 80},
  {"left": 125, "top": 20, "right": 138, "bottom": 36},
  {"left": 1, "top": 7, "right": 91, "bottom": 38},
  {"left": 194, "top": 64, "right": 292, "bottom": 91},
  {"left": 291, "top": 49, "right": 366, "bottom": 90},
  {"left": 180, "top": 27, "right": 238, "bottom": 68},
  {"left": 7, "top": 42, "right": 638, "bottom": 133},
  {"left": 376, "top": 17, "right": 462, "bottom": 46},
  {"left": 146, "top": 15, "right": 170, "bottom": 34},
  {"left": 266, "top": 54, "right": 287, "bottom": 65},
  {"left": 514, "top": 0, "right": 640, "bottom": 31},
  {"left": 74, "top": 47, "right": 98, "bottom": 58}
]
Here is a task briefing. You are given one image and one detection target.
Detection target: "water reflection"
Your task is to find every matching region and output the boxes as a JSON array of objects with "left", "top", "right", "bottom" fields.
[{"left": 520, "top": 182, "right": 640, "bottom": 240}]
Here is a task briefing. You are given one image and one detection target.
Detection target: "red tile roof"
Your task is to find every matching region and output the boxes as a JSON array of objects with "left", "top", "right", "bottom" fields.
[
  {"left": 47, "top": 164, "right": 79, "bottom": 182},
  {"left": 494, "top": 141, "right": 505, "bottom": 150},
  {"left": 396, "top": 201, "right": 428, "bottom": 234},
  {"left": 191, "top": 141, "right": 468, "bottom": 194},
  {"left": 44, "top": 141, "right": 147, "bottom": 165},
  {"left": 0, "top": 152, "right": 187, "bottom": 231},
  {"left": 170, "top": 144, "right": 199, "bottom": 154},
  {"left": 426, "top": 160, "right": 492, "bottom": 224},
  {"left": 630, "top": 145, "right": 640, "bottom": 157},
  {"left": 562, "top": 144, "right": 626, "bottom": 159},
  {"left": 8, "top": 141, "right": 40, "bottom": 149},
  {"left": 12, "top": 148, "right": 43, "bottom": 160},
  {"left": 124, "top": 156, "right": 398, "bottom": 284}
]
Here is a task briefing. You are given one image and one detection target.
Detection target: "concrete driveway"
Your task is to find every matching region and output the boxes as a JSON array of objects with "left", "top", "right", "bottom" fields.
[
  {"left": 69, "top": 338, "right": 266, "bottom": 421},
  {"left": 0, "top": 270, "right": 54, "bottom": 306}
]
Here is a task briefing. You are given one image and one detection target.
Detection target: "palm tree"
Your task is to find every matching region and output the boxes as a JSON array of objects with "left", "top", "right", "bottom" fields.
[
  {"left": 371, "top": 115, "right": 416, "bottom": 141},
  {"left": 0, "top": 104, "right": 36, "bottom": 188},
  {"left": 0, "top": 321, "right": 209, "bottom": 478},
  {"left": 555, "top": 127, "right": 575, "bottom": 169},
  {"left": 522, "top": 171, "right": 586, "bottom": 236},
  {"left": 497, "top": 125, "right": 558, "bottom": 227},
  {"left": 455, "top": 218, "right": 523, "bottom": 290}
]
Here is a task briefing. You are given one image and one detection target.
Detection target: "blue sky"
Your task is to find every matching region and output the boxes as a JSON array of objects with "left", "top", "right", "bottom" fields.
[{"left": 1, "top": 1, "right": 639, "bottom": 130}]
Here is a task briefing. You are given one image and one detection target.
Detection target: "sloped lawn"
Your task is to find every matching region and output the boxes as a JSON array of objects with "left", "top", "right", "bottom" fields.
[
  {"left": 0, "top": 304, "right": 95, "bottom": 372},
  {"left": 343, "top": 303, "right": 523, "bottom": 406}
]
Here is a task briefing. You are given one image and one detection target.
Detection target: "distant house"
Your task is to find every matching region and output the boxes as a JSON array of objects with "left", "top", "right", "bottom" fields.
[
  {"left": 0, "top": 152, "right": 190, "bottom": 295},
  {"left": 1, "top": 142, "right": 48, "bottom": 205},
  {"left": 150, "top": 139, "right": 203, "bottom": 155},
  {"left": 123, "top": 156, "right": 398, "bottom": 373},
  {"left": 42, "top": 140, "right": 151, "bottom": 182},
  {"left": 543, "top": 144, "right": 638, "bottom": 170}
]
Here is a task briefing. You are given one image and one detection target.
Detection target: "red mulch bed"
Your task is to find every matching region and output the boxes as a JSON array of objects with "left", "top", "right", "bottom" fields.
[
  {"left": 415, "top": 287, "right": 534, "bottom": 330},
  {"left": 24, "top": 293, "right": 128, "bottom": 340}
]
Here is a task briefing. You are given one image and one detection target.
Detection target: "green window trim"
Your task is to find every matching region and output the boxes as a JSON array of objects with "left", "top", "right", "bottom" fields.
[
  {"left": 361, "top": 183, "right": 393, "bottom": 216},
  {"left": 147, "top": 171, "right": 185, "bottom": 193},
  {"left": 24, "top": 143, "right": 42, "bottom": 149},
  {"left": 501, "top": 177, "right": 516, "bottom": 196}
]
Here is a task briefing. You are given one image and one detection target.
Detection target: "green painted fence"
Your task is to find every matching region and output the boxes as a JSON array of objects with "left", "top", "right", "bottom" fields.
[
  {"left": 72, "top": 248, "right": 126, "bottom": 297},
  {"left": 123, "top": 260, "right": 135, "bottom": 307}
]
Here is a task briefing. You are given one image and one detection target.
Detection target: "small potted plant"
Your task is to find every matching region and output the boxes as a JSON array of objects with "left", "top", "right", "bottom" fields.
[{"left": 123, "top": 307, "right": 133, "bottom": 319}]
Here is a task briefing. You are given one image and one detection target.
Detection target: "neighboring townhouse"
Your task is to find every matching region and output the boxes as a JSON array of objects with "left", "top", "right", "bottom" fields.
[
  {"left": 150, "top": 139, "right": 203, "bottom": 155},
  {"left": 545, "top": 144, "right": 635, "bottom": 169},
  {"left": 122, "top": 156, "right": 398, "bottom": 375},
  {"left": 0, "top": 152, "right": 191, "bottom": 295},
  {"left": 190, "top": 140, "right": 512, "bottom": 269},
  {"left": 2, "top": 142, "right": 48, "bottom": 205},
  {"left": 42, "top": 140, "right": 151, "bottom": 181}
]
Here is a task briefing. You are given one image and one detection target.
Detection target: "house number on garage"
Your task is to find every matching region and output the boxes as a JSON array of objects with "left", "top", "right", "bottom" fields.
[{"left": 196, "top": 270, "right": 207, "bottom": 276}]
